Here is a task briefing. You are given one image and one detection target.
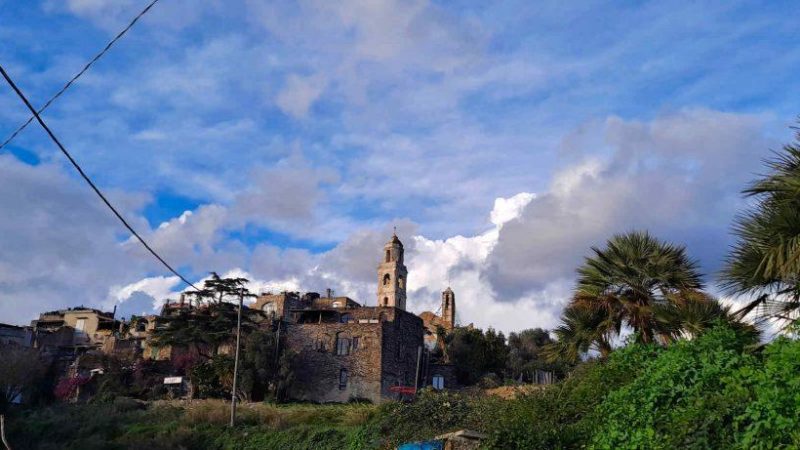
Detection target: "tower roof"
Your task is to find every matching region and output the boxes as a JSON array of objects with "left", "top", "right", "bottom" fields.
[{"left": 387, "top": 233, "right": 403, "bottom": 246}]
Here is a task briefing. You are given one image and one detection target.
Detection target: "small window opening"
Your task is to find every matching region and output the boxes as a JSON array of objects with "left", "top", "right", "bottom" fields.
[
  {"left": 383, "top": 273, "right": 391, "bottom": 286},
  {"left": 432, "top": 375, "right": 444, "bottom": 390},
  {"left": 385, "top": 249, "right": 391, "bottom": 262},
  {"left": 336, "top": 333, "right": 350, "bottom": 356},
  {"left": 339, "top": 369, "right": 348, "bottom": 390}
]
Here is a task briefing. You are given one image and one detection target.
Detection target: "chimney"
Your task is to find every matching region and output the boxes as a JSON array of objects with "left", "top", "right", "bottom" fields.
[
  {"left": 326, "top": 288, "right": 332, "bottom": 298},
  {"left": 179, "top": 293, "right": 185, "bottom": 307},
  {"left": 112, "top": 304, "right": 117, "bottom": 319}
]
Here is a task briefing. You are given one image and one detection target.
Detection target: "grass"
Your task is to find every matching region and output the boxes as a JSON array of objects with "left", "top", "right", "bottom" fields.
[{"left": 6, "top": 400, "right": 379, "bottom": 450}]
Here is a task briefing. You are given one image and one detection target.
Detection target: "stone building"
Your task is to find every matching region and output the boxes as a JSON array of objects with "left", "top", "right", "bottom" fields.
[
  {"left": 94, "top": 232, "right": 459, "bottom": 403},
  {"left": 256, "top": 233, "right": 458, "bottom": 403},
  {"left": 419, "top": 287, "right": 457, "bottom": 350},
  {"left": 0, "top": 322, "right": 33, "bottom": 346},
  {"left": 31, "top": 307, "right": 119, "bottom": 351},
  {"left": 377, "top": 234, "right": 408, "bottom": 309}
]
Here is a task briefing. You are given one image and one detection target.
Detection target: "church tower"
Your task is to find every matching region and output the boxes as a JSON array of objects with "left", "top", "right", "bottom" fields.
[
  {"left": 441, "top": 287, "right": 456, "bottom": 329},
  {"left": 377, "top": 233, "right": 408, "bottom": 310}
]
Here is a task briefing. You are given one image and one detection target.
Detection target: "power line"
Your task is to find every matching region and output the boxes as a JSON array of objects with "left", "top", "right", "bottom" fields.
[
  {"left": 0, "top": 64, "right": 199, "bottom": 291},
  {"left": 0, "top": 0, "right": 160, "bottom": 151}
]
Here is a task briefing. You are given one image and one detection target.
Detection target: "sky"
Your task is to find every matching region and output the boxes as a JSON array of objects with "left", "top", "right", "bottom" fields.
[{"left": 1, "top": 0, "right": 799, "bottom": 333}]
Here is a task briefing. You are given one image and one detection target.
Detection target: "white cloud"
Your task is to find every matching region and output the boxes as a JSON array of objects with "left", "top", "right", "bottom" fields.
[
  {"left": 275, "top": 74, "right": 327, "bottom": 119},
  {"left": 486, "top": 108, "right": 778, "bottom": 299}
]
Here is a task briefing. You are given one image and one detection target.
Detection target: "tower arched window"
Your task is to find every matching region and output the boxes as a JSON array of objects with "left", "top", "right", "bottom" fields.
[
  {"left": 397, "top": 276, "right": 404, "bottom": 289},
  {"left": 383, "top": 273, "right": 391, "bottom": 286},
  {"left": 385, "top": 249, "right": 391, "bottom": 262},
  {"left": 382, "top": 297, "right": 389, "bottom": 306}
]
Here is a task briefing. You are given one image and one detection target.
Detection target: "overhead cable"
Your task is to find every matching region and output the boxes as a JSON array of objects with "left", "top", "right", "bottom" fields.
[
  {"left": 0, "top": 64, "right": 199, "bottom": 291},
  {"left": 0, "top": 0, "right": 161, "bottom": 151}
]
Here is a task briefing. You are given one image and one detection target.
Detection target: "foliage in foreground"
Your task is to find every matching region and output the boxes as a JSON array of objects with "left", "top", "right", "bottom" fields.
[{"left": 7, "top": 325, "right": 800, "bottom": 450}]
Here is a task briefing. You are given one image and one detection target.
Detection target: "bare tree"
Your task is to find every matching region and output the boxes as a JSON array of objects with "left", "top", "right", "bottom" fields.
[{"left": 0, "top": 345, "right": 44, "bottom": 413}]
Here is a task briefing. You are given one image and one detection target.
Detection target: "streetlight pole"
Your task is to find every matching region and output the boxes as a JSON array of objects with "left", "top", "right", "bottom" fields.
[{"left": 230, "top": 288, "right": 244, "bottom": 427}]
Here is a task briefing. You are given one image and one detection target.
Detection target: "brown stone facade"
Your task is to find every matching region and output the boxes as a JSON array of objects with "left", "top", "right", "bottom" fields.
[{"left": 285, "top": 306, "right": 424, "bottom": 403}]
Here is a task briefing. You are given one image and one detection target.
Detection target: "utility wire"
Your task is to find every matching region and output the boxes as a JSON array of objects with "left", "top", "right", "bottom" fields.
[
  {"left": 0, "top": 0, "right": 160, "bottom": 151},
  {"left": 0, "top": 64, "right": 199, "bottom": 291}
]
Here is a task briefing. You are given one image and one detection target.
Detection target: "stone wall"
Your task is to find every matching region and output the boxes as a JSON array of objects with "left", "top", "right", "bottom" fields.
[
  {"left": 285, "top": 320, "right": 384, "bottom": 403},
  {"left": 379, "top": 308, "right": 424, "bottom": 399},
  {"left": 284, "top": 306, "right": 424, "bottom": 403}
]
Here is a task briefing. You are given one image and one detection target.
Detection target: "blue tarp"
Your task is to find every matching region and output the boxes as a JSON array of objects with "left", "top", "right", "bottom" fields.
[{"left": 397, "top": 440, "right": 444, "bottom": 450}]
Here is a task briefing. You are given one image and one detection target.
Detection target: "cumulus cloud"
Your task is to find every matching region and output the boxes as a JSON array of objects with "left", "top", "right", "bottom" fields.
[
  {"left": 486, "top": 108, "right": 778, "bottom": 300},
  {"left": 0, "top": 155, "right": 153, "bottom": 322}
]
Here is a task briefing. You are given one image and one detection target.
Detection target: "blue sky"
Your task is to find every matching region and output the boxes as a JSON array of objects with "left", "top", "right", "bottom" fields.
[{"left": 1, "top": 0, "right": 799, "bottom": 331}]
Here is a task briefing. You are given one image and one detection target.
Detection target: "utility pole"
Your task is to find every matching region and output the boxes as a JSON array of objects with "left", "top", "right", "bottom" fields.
[
  {"left": 230, "top": 288, "right": 244, "bottom": 427},
  {"left": 1, "top": 415, "right": 11, "bottom": 450},
  {"left": 414, "top": 345, "right": 423, "bottom": 394}
]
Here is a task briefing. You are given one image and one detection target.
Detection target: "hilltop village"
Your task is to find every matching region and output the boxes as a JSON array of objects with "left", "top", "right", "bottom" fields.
[{"left": 0, "top": 234, "right": 460, "bottom": 403}]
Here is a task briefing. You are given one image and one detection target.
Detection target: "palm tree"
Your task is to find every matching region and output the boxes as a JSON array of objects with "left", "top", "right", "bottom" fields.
[
  {"left": 543, "top": 303, "right": 613, "bottom": 364},
  {"left": 721, "top": 134, "right": 800, "bottom": 328},
  {"left": 572, "top": 231, "right": 705, "bottom": 344},
  {"left": 653, "top": 291, "right": 758, "bottom": 342}
]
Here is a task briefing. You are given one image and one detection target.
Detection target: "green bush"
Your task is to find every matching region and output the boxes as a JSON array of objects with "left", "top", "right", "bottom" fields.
[
  {"left": 484, "top": 341, "right": 658, "bottom": 449},
  {"left": 731, "top": 336, "right": 800, "bottom": 449},
  {"left": 589, "top": 325, "right": 800, "bottom": 450}
]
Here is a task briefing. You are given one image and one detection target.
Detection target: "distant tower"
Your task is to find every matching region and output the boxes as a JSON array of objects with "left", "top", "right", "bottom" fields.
[
  {"left": 377, "top": 233, "right": 408, "bottom": 310},
  {"left": 441, "top": 287, "right": 456, "bottom": 329}
]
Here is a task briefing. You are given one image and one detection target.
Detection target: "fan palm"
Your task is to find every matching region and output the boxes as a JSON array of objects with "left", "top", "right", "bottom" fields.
[
  {"left": 572, "top": 231, "right": 705, "bottom": 344},
  {"left": 653, "top": 291, "right": 758, "bottom": 342},
  {"left": 721, "top": 135, "right": 800, "bottom": 328},
  {"left": 543, "top": 303, "right": 613, "bottom": 364}
]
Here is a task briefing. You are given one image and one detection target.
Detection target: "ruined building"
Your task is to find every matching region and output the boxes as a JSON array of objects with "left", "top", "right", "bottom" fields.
[
  {"left": 419, "top": 287, "right": 457, "bottom": 350},
  {"left": 252, "top": 233, "right": 458, "bottom": 403}
]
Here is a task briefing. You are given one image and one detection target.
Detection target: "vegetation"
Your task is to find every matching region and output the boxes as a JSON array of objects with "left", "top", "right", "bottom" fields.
[
  {"left": 0, "top": 345, "right": 45, "bottom": 413},
  {"left": 151, "top": 273, "right": 260, "bottom": 358},
  {"left": 547, "top": 231, "right": 752, "bottom": 364},
  {"left": 7, "top": 325, "right": 800, "bottom": 449},
  {"left": 722, "top": 130, "right": 800, "bottom": 328}
]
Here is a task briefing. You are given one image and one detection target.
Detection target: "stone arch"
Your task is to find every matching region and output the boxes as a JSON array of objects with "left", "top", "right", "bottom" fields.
[{"left": 383, "top": 273, "right": 391, "bottom": 285}]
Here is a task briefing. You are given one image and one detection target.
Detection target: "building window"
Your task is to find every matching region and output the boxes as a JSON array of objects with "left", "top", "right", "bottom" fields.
[
  {"left": 336, "top": 334, "right": 350, "bottom": 356},
  {"left": 339, "top": 369, "right": 348, "bottom": 390},
  {"left": 383, "top": 273, "right": 391, "bottom": 285},
  {"left": 397, "top": 276, "right": 404, "bottom": 289},
  {"left": 75, "top": 318, "right": 86, "bottom": 331},
  {"left": 385, "top": 249, "right": 391, "bottom": 262},
  {"left": 340, "top": 313, "right": 350, "bottom": 323},
  {"left": 432, "top": 375, "right": 444, "bottom": 390},
  {"left": 382, "top": 297, "right": 389, "bottom": 306},
  {"left": 352, "top": 337, "right": 360, "bottom": 351}
]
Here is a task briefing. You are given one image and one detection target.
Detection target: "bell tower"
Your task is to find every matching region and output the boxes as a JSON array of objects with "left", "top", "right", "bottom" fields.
[
  {"left": 377, "top": 233, "right": 408, "bottom": 310},
  {"left": 441, "top": 287, "right": 456, "bottom": 329}
]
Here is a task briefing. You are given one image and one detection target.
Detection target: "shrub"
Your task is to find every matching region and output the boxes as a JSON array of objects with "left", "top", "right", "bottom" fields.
[
  {"left": 590, "top": 326, "right": 763, "bottom": 449},
  {"left": 484, "top": 341, "right": 658, "bottom": 449}
]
